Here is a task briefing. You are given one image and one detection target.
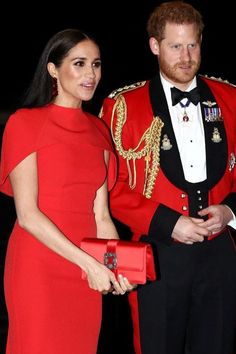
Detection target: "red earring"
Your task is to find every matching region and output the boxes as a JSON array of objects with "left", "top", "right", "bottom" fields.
[{"left": 52, "top": 77, "right": 58, "bottom": 97}]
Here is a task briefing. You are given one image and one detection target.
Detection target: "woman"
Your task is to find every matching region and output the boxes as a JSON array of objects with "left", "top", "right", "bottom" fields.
[{"left": 0, "top": 29, "right": 132, "bottom": 354}]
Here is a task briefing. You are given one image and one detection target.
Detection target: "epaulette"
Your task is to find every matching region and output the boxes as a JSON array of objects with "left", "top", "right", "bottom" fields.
[
  {"left": 108, "top": 81, "right": 146, "bottom": 99},
  {"left": 201, "top": 74, "right": 236, "bottom": 88}
]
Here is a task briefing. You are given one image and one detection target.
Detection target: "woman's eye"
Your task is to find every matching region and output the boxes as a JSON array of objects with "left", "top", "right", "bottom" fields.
[
  {"left": 75, "top": 61, "right": 85, "bottom": 67},
  {"left": 93, "top": 61, "right": 101, "bottom": 68}
]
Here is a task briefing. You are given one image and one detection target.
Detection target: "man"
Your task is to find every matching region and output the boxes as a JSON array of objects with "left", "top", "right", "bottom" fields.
[{"left": 100, "top": 2, "right": 236, "bottom": 354}]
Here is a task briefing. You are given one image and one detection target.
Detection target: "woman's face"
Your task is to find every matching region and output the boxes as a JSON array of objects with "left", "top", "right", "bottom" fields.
[{"left": 49, "top": 39, "right": 101, "bottom": 108}]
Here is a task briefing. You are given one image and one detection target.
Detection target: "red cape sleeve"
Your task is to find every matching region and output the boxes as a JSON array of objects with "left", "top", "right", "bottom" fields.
[
  {"left": 99, "top": 117, "right": 117, "bottom": 192},
  {"left": 0, "top": 109, "right": 40, "bottom": 196},
  {"left": 90, "top": 113, "right": 117, "bottom": 192}
]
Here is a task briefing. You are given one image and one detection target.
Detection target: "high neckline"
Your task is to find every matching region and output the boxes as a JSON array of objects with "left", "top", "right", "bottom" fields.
[
  {"left": 43, "top": 103, "right": 88, "bottom": 130},
  {"left": 49, "top": 103, "right": 82, "bottom": 111}
]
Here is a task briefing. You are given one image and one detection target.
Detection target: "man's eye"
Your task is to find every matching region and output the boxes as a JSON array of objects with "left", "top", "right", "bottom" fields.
[{"left": 171, "top": 45, "right": 180, "bottom": 49}]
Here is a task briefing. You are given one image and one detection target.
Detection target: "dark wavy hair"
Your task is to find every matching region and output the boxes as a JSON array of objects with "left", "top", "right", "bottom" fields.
[
  {"left": 21, "top": 29, "right": 98, "bottom": 108},
  {"left": 147, "top": 1, "right": 204, "bottom": 42}
]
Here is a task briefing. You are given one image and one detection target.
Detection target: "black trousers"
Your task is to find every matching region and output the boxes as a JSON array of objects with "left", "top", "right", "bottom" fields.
[{"left": 137, "top": 232, "right": 236, "bottom": 354}]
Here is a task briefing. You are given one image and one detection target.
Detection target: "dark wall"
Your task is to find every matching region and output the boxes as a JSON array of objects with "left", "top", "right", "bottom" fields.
[
  {"left": 0, "top": 0, "right": 236, "bottom": 115},
  {"left": 0, "top": 1, "right": 236, "bottom": 353}
]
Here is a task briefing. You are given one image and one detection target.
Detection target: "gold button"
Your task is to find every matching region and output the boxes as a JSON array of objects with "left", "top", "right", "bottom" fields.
[
  {"left": 181, "top": 193, "right": 186, "bottom": 198},
  {"left": 182, "top": 206, "right": 188, "bottom": 211}
]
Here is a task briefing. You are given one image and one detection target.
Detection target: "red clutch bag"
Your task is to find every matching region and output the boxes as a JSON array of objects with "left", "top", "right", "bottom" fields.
[{"left": 80, "top": 238, "right": 156, "bottom": 284}]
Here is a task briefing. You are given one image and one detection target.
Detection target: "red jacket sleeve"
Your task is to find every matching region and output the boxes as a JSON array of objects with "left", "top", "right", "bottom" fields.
[{"left": 101, "top": 96, "right": 160, "bottom": 237}]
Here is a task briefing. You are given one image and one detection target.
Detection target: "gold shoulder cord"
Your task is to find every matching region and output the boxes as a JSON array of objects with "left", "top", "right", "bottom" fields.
[
  {"left": 111, "top": 95, "right": 164, "bottom": 199},
  {"left": 201, "top": 74, "right": 236, "bottom": 87}
]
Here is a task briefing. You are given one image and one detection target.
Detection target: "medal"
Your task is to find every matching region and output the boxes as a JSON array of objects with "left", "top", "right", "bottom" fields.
[
  {"left": 179, "top": 99, "right": 190, "bottom": 122},
  {"left": 161, "top": 134, "right": 172, "bottom": 150},
  {"left": 211, "top": 127, "right": 222, "bottom": 143},
  {"left": 229, "top": 152, "right": 236, "bottom": 171},
  {"left": 203, "top": 101, "right": 223, "bottom": 122}
]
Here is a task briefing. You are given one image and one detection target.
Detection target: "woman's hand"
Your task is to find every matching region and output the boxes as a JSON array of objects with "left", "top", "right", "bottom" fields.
[
  {"left": 82, "top": 256, "right": 127, "bottom": 295},
  {"left": 111, "top": 274, "right": 137, "bottom": 295}
]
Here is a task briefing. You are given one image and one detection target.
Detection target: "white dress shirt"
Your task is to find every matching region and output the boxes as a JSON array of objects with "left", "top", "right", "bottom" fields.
[
  {"left": 160, "top": 73, "right": 236, "bottom": 228},
  {"left": 160, "top": 74, "right": 206, "bottom": 183}
]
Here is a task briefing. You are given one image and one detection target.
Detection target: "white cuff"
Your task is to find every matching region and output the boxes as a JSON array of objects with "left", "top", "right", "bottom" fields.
[{"left": 225, "top": 205, "right": 236, "bottom": 230}]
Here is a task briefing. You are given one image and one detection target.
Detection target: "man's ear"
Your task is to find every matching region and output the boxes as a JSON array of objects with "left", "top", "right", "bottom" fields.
[{"left": 149, "top": 37, "right": 159, "bottom": 55}]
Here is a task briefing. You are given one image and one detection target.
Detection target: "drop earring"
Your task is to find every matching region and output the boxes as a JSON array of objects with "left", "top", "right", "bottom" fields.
[{"left": 52, "top": 76, "right": 58, "bottom": 97}]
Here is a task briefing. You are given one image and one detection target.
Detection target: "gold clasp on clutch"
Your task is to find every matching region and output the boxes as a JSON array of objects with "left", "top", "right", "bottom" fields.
[{"left": 104, "top": 252, "right": 117, "bottom": 270}]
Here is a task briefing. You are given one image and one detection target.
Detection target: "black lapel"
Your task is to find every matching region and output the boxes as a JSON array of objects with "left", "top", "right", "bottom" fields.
[
  {"left": 149, "top": 74, "right": 186, "bottom": 190},
  {"left": 197, "top": 76, "right": 228, "bottom": 188},
  {"left": 149, "top": 74, "right": 228, "bottom": 191}
]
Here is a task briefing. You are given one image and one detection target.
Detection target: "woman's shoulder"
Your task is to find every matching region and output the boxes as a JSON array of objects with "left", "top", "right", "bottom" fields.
[
  {"left": 6, "top": 107, "right": 48, "bottom": 135},
  {"left": 86, "top": 111, "right": 110, "bottom": 133},
  {"left": 84, "top": 111, "right": 114, "bottom": 149},
  {"left": 7, "top": 106, "right": 45, "bottom": 125}
]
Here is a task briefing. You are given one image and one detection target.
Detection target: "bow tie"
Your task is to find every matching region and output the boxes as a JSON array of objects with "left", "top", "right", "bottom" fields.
[{"left": 171, "top": 86, "right": 200, "bottom": 106}]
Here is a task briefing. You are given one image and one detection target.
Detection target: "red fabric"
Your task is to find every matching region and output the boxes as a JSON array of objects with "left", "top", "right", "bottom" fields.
[
  {"left": 102, "top": 79, "right": 236, "bottom": 237},
  {"left": 101, "top": 77, "right": 236, "bottom": 351},
  {"left": 0, "top": 104, "right": 116, "bottom": 354},
  {"left": 80, "top": 238, "right": 156, "bottom": 284},
  {"left": 128, "top": 291, "right": 142, "bottom": 354}
]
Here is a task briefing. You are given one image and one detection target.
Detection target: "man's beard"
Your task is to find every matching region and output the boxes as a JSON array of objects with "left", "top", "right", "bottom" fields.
[{"left": 159, "top": 57, "right": 201, "bottom": 85}]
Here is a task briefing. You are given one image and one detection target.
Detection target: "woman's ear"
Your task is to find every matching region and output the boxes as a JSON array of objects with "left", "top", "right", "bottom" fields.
[{"left": 47, "top": 62, "right": 57, "bottom": 78}]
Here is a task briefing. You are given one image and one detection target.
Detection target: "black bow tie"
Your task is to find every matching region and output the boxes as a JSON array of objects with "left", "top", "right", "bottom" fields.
[{"left": 171, "top": 86, "right": 200, "bottom": 106}]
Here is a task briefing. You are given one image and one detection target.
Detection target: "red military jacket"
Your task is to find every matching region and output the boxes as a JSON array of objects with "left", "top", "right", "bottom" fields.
[{"left": 101, "top": 75, "right": 236, "bottom": 242}]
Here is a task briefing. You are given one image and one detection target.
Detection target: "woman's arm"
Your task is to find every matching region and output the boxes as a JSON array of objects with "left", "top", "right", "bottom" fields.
[
  {"left": 93, "top": 151, "right": 136, "bottom": 294},
  {"left": 9, "top": 152, "right": 123, "bottom": 293},
  {"left": 94, "top": 151, "right": 119, "bottom": 239},
  {"left": 94, "top": 182, "right": 119, "bottom": 239}
]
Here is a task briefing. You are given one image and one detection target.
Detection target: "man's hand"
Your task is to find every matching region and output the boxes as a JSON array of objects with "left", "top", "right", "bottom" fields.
[
  {"left": 172, "top": 215, "right": 211, "bottom": 244},
  {"left": 198, "top": 204, "right": 233, "bottom": 234}
]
